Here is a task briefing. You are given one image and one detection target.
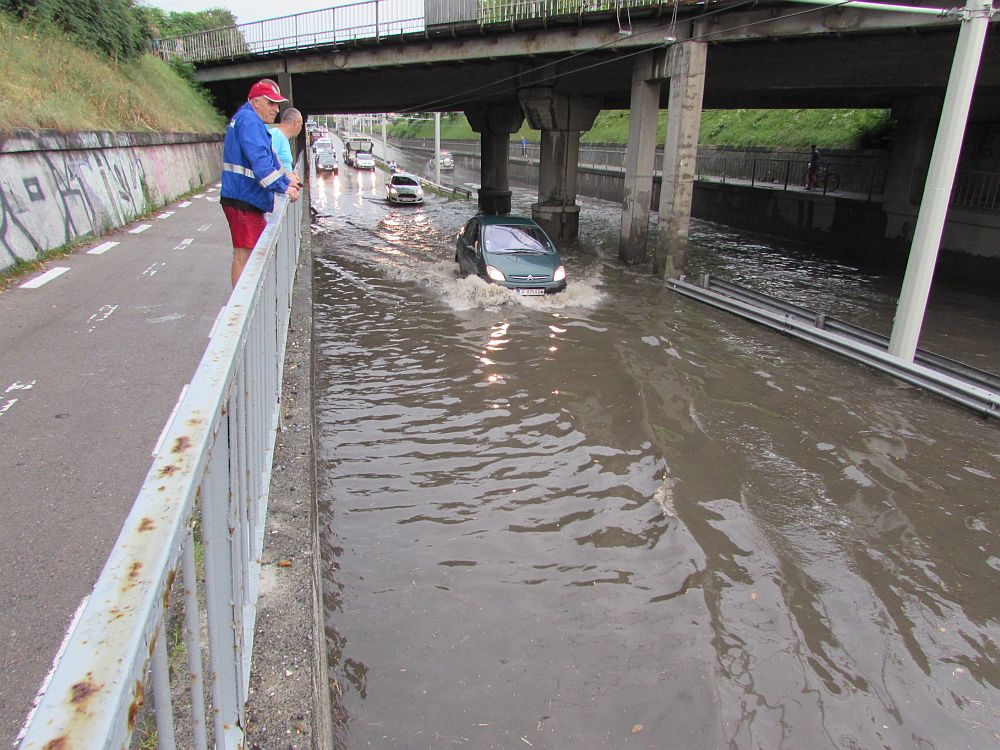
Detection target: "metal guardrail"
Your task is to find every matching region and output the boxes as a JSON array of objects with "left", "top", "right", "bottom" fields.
[
  {"left": 668, "top": 273, "right": 1000, "bottom": 417},
  {"left": 18, "top": 175, "right": 303, "bottom": 749}
]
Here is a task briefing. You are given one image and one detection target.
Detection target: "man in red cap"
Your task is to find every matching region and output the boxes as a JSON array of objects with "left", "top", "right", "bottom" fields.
[{"left": 221, "top": 80, "right": 301, "bottom": 287}]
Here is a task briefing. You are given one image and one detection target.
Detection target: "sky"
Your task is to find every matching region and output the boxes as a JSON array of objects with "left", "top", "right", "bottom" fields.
[{"left": 143, "top": 0, "right": 341, "bottom": 25}]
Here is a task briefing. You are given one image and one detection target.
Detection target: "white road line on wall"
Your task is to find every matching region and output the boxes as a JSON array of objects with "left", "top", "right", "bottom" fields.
[
  {"left": 178, "top": 201, "right": 192, "bottom": 208},
  {"left": 87, "top": 241, "right": 120, "bottom": 255},
  {"left": 174, "top": 239, "right": 194, "bottom": 250},
  {"left": 158, "top": 211, "right": 175, "bottom": 219},
  {"left": 153, "top": 383, "right": 190, "bottom": 457},
  {"left": 208, "top": 306, "right": 226, "bottom": 338},
  {"left": 15, "top": 595, "right": 90, "bottom": 747},
  {"left": 87, "top": 304, "right": 118, "bottom": 333},
  {"left": 19, "top": 267, "right": 69, "bottom": 289},
  {"left": 129, "top": 224, "right": 152, "bottom": 234}
]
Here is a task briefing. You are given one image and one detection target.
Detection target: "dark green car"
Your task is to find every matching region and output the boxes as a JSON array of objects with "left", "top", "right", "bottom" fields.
[{"left": 455, "top": 215, "right": 567, "bottom": 295}]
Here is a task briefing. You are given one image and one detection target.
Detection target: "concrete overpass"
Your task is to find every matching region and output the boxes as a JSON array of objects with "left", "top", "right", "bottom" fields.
[{"left": 179, "top": 0, "right": 999, "bottom": 294}]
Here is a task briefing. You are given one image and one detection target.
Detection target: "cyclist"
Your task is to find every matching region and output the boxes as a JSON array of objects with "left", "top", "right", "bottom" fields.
[{"left": 805, "top": 144, "right": 820, "bottom": 190}]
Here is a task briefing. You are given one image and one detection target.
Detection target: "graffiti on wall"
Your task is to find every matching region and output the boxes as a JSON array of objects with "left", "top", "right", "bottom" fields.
[{"left": 0, "top": 134, "right": 220, "bottom": 271}]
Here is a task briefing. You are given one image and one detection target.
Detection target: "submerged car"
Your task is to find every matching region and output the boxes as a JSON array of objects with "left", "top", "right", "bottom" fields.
[
  {"left": 354, "top": 152, "right": 376, "bottom": 170},
  {"left": 316, "top": 151, "right": 338, "bottom": 174},
  {"left": 455, "top": 215, "right": 566, "bottom": 295},
  {"left": 386, "top": 172, "right": 424, "bottom": 204}
]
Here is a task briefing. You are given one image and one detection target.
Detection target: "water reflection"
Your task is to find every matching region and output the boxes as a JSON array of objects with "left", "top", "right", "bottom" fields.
[{"left": 312, "top": 174, "right": 1000, "bottom": 749}]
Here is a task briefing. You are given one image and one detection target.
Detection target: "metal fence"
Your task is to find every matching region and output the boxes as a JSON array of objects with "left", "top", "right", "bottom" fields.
[
  {"left": 18, "top": 180, "right": 303, "bottom": 750},
  {"left": 157, "top": 0, "right": 687, "bottom": 63},
  {"left": 951, "top": 169, "right": 1000, "bottom": 210}
]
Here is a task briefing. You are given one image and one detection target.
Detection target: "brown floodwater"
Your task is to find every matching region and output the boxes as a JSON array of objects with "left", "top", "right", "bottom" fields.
[{"left": 310, "top": 153, "right": 1000, "bottom": 750}]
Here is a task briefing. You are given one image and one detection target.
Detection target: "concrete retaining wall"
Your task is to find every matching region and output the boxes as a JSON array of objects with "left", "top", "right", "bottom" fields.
[{"left": 0, "top": 129, "right": 223, "bottom": 272}]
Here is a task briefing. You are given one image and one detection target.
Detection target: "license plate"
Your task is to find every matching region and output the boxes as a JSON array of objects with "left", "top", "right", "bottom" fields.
[{"left": 517, "top": 288, "right": 545, "bottom": 296}]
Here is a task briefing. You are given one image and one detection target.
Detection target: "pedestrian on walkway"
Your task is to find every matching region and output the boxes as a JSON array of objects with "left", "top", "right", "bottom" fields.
[
  {"left": 521, "top": 135, "right": 528, "bottom": 157},
  {"left": 269, "top": 107, "right": 304, "bottom": 188},
  {"left": 221, "top": 80, "right": 300, "bottom": 288},
  {"left": 805, "top": 143, "right": 821, "bottom": 190}
]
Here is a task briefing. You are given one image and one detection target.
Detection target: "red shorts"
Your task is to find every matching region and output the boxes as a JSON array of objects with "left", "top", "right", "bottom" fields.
[{"left": 223, "top": 205, "right": 267, "bottom": 250}]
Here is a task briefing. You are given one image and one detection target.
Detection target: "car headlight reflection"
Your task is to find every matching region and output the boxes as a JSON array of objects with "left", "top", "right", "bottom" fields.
[
  {"left": 553, "top": 265, "right": 566, "bottom": 282},
  {"left": 486, "top": 265, "right": 506, "bottom": 282}
]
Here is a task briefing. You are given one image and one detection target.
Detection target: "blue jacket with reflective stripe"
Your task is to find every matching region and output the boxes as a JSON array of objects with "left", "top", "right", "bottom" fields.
[{"left": 221, "top": 102, "right": 290, "bottom": 213}]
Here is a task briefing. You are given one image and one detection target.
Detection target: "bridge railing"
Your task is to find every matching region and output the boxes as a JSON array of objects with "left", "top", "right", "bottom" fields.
[{"left": 17, "top": 175, "right": 303, "bottom": 750}]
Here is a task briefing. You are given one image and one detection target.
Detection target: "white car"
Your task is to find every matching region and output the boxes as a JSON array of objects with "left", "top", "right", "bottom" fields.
[
  {"left": 354, "top": 152, "right": 376, "bottom": 170},
  {"left": 386, "top": 172, "right": 424, "bottom": 204}
]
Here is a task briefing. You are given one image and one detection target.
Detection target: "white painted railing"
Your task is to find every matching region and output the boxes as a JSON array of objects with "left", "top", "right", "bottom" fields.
[{"left": 17, "top": 177, "right": 303, "bottom": 749}]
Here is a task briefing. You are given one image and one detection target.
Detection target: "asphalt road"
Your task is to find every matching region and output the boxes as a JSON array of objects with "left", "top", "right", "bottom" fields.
[{"left": 0, "top": 188, "right": 234, "bottom": 746}]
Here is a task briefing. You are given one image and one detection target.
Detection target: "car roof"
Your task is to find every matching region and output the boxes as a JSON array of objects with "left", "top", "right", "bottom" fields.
[
  {"left": 476, "top": 214, "right": 542, "bottom": 228},
  {"left": 390, "top": 172, "right": 420, "bottom": 180}
]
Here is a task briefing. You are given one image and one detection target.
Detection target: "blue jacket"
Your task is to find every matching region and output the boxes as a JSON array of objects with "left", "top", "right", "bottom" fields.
[{"left": 222, "top": 102, "right": 290, "bottom": 213}]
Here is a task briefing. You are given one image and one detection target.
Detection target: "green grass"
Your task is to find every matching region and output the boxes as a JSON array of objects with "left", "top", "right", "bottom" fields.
[
  {"left": 389, "top": 108, "right": 895, "bottom": 150},
  {"left": 0, "top": 11, "right": 225, "bottom": 134}
]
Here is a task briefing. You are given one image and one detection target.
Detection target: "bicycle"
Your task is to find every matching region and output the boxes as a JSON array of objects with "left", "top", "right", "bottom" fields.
[{"left": 803, "top": 163, "right": 840, "bottom": 192}]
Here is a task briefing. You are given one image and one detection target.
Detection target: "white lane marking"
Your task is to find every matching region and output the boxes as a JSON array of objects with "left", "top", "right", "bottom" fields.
[
  {"left": 206, "top": 196, "right": 219, "bottom": 202},
  {"left": 87, "top": 241, "right": 119, "bottom": 255},
  {"left": 153, "top": 383, "right": 190, "bottom": 457},
  {"left": 178, "top": 201, "right": 192, "bottom": 208},
  {"left": 5, "top": 380, "right": 36, "bottom": 393},
  {"left": 87, "top": 304, "right": 118, "bottom": 333},
  {"left": 197, "top": 224, "right": 212, "bottom": 232},
  {"left": 129, "top": 224, "right": 152, "bottom": 234},
  {"left": 158, "top": 211, "right": 175, "bottom": 219},
  {"left": 208, "top": 306, "right": 226, "bottom": 338},
  {"left": 174, "top": 238, "right": 194, "bottom": 250},
  {"left": 15, "top": 595, "right": 90, "bottom": 747},
  {"left": 214, "top": 182, "right": 221, "bottom": 188},
  {"left": 19, "top": 267, "right": 69, "bottom": 288},
  {"left": 207, "top": 186, "right": 219, "bottom": 192},
  {"left": 141, "top": 263, "right": 167, "bottom": 278},
  {"left": 0, "top": 398, "right": 17, "bottom": 418}
]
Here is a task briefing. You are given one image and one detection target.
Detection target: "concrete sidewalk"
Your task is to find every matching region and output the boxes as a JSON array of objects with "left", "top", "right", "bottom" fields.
[{"left": 0, "top": 187, "right": 234, "bottom": 746}]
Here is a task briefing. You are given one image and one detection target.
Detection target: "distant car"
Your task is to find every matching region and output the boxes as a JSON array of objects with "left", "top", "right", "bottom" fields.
[
  {"left": 354, "top": 152, "right": 376, "bottom": 170},
  {"left": 428, "top": 151, "right": 455, "bottom": 172},
  {"left": 312, "top": 136, "right": 331, "bottom": 153},
  {"left": 316, "top": 151, "right": 338, "bottom": 174},
  {"left": 386, "top": 172, "right": 424, "bottom": 204},
  {"left": 455, "top": 215, "right": 566, "bottom": 295}
]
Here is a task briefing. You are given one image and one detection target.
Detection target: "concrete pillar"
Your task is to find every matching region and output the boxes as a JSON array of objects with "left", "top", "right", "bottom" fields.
[
  {"left": 653, "top": 42, "right": 707, "bottom": 279},
  {"left": 881, "top": 96, "right": 941, "bottom": 242},
  {"left": 619, "top": 51, "right": 663, "bottom": 265},
  {"left": 466, "top": 103, "right": 525, "bottom": 215},
  {"left": 277, "top": 72, "right": 293, "bottom": 105},
  {"left": 519, "top": 88, "right": 601, "bottom": 241}
]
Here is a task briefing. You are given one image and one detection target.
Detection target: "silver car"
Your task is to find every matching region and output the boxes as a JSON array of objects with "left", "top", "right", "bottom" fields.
[{"left": 386, "top": 172, "right": 424, "bottom": 204}]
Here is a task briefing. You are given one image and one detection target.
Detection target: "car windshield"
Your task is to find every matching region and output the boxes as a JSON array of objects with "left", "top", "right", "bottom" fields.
[
  {"left": 483, "top": 224, "right": 552, "bottom": 254},
  {"left": 391, "top": 176, "right": 418, "bottom": 187}
]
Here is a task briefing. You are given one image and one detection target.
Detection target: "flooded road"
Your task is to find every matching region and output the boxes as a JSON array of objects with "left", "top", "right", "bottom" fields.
[{"left": 310, "top": 151, "right": 1000, "bottom": 749}]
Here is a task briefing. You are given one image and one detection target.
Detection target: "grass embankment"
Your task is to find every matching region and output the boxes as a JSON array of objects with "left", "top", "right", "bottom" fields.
[
  {"left": 0, "top": 11, "right": 225, "bottom": 134},
  {"left": 390, "top": 108, "right": 894, "bottom": 149}
]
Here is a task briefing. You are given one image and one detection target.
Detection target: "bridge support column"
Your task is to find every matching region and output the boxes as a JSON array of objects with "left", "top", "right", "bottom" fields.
[
  {"left": 619, "top": 52, "right": 662, "bottom": 265},
  {"left": 277, "top": 72, "right": 293, "bottom": 104},
  {"left": 519, "top": 88, "right": 601, "bottom": 242},
  {"left": 653, "top": 41, "right": 706, "bottom": 279},
  {"left": 466, "top": 104, "right": 525, "bottom": 215},
  {"left": 881, "top": 96, "right": 940, "bottom": 241}
]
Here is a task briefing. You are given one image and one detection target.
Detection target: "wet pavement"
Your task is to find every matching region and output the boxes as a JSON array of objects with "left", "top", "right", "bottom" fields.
[{"left": 309, "top": 140, "right": 1000, "bottom": 749}]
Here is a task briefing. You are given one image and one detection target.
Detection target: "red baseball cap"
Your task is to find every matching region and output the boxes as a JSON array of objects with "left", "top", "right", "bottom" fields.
[{"left": 247, "top": 81, "right": 287, "bottom": 103}]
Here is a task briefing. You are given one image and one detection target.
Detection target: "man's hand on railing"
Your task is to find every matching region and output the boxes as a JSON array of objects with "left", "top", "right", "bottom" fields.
[{"left": 286, "top": 183, "right": 301, "bottom": 202}]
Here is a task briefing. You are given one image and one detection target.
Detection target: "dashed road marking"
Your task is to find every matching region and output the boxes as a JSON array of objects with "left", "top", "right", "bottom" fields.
[
  {"left": 87, "top": 304, "right": 118, "bottom": 332},
  {"left": 178, "top": 201, "right": 193, "bottom": 208},
  {"left": 6, "top": 380, "right": 36, "bottom": 393},
  {"left": 174, "top": 238, "right": 194, "bottom": 250},
  {"left": 197, "top": 224, "right": 213, "bottom": 232},
  {"left": 158, "top": 211, "right": 175, "bottom": 219},
  {"left": 141, "top": 263, "right": 167, "bottom": 278},
  {"left": 129, "top": 224, "right": 152, "bottom": 234},
  {"left": 19, "top": 267, "right": 69, "bottom": 288},
  {"left": 206, "top": 196, "right": 219, "bottom": 202},
  {"left": 87, "top": 241, "right": 120, "bottom": 255},
  {"left": 0, "top": 398, "right": 17, "bottom": 418}
]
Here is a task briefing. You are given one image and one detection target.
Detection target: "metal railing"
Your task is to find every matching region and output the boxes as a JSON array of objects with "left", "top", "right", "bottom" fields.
[
  {"left": 156, "top": 0, "right": 686, "bottom": 63},
  {"left": 951, "top": 169, "right": 1000, "bottom": 210},
  {"left": 18, "top": 176, "right": 303, "bottom": 749}
]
